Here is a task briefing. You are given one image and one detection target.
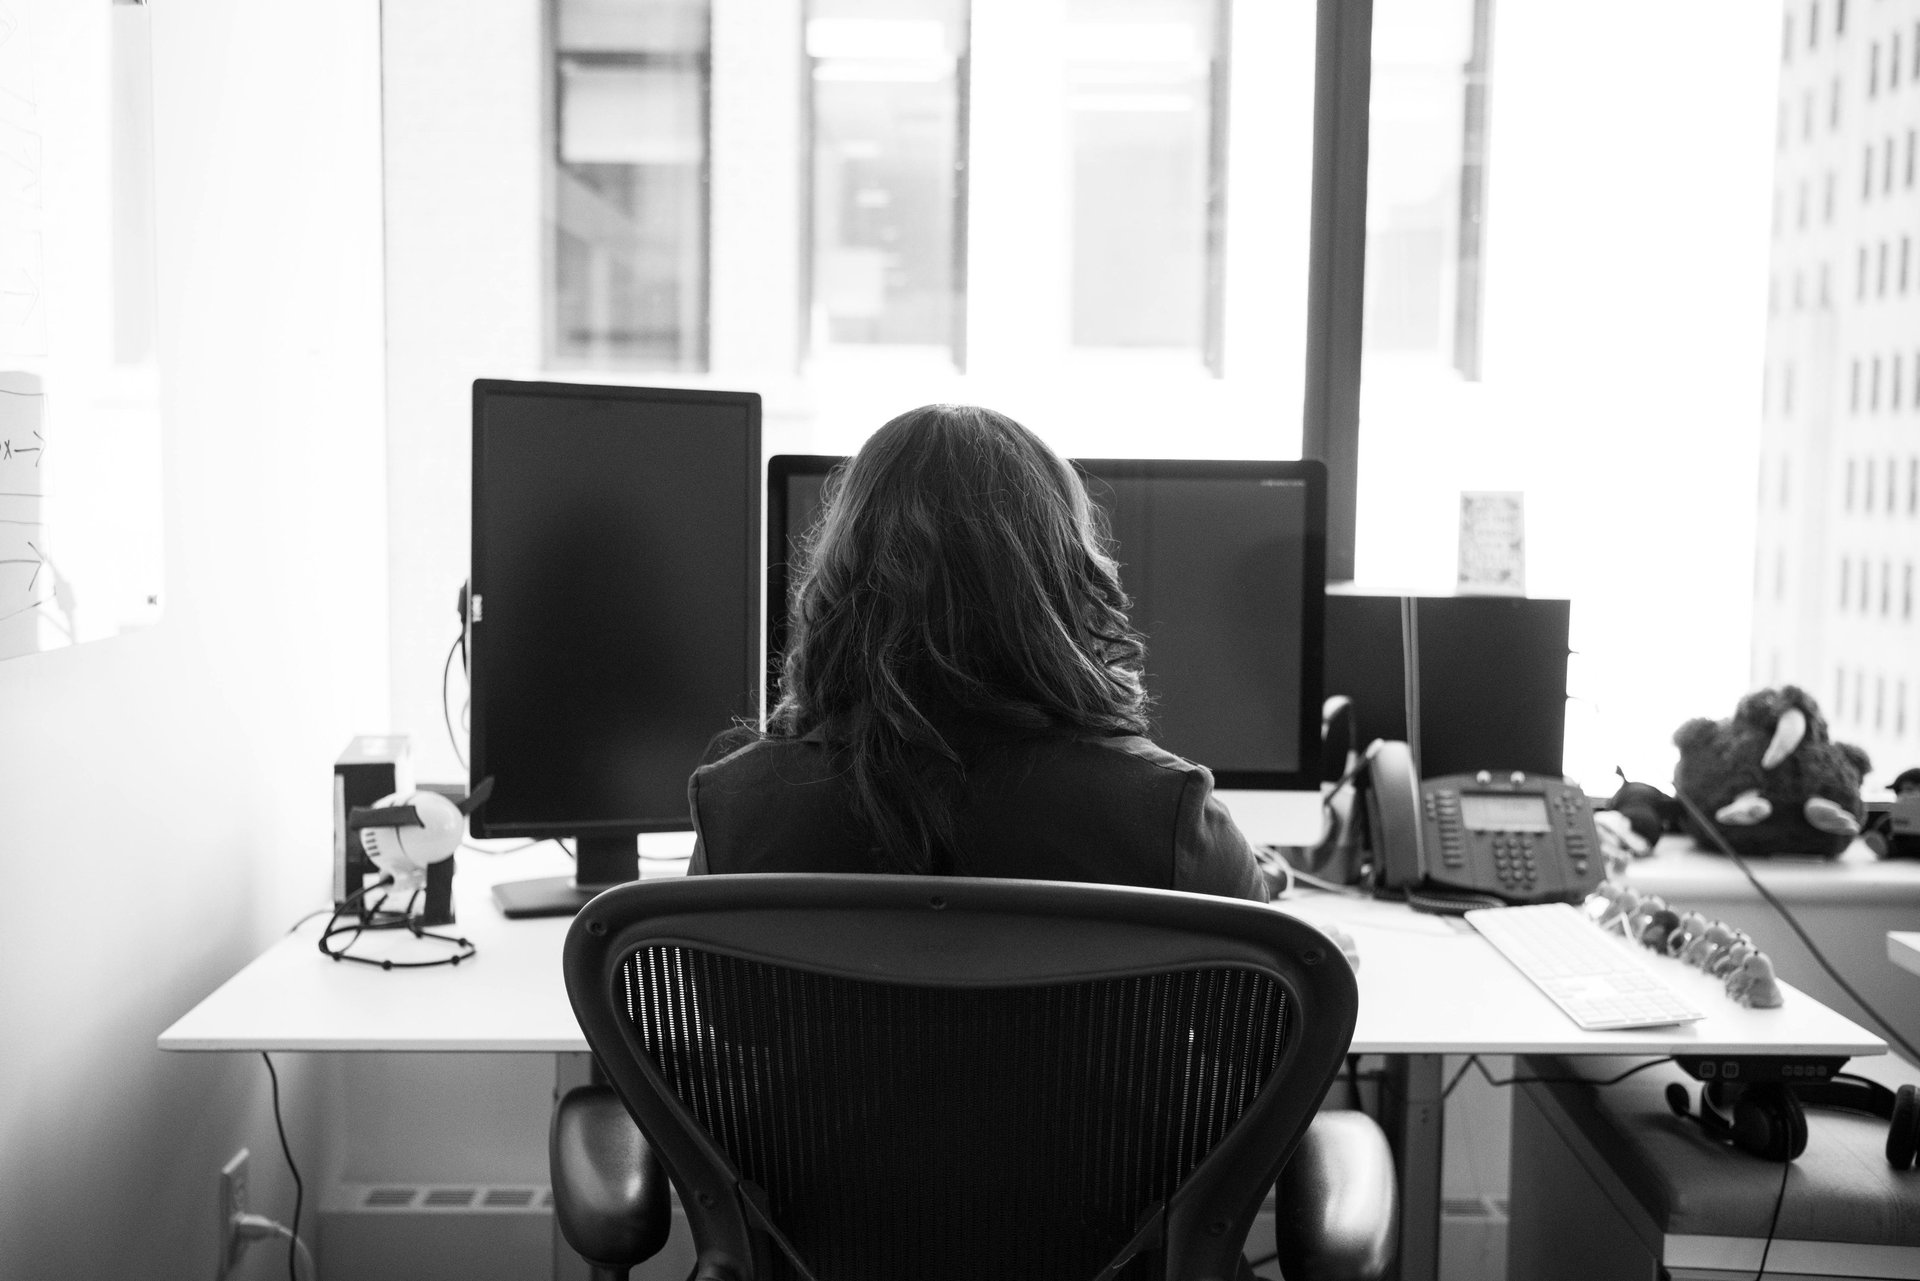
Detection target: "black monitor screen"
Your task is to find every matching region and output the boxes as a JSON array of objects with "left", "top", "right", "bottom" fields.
[
  {"left": 767, "top": 455, "right": 1324, "bottom": 788},
  {"left": 471, "top": 380, "right": 761, "bottom": 837}
]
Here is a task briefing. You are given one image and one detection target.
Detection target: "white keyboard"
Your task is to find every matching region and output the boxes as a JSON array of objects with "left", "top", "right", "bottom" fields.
[{"left": 1465, "top": 903, "right": 1707, "bottom": 1031}]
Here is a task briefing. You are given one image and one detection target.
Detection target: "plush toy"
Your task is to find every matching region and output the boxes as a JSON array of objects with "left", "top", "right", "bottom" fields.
[{"left": 1672, "top": 685, "right": 1871, "bottom": 858}]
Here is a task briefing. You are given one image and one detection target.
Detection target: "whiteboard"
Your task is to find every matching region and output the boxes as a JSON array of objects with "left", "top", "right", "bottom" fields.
[{"left": 0, "top": 0, "right": 163, "bottom": 661}]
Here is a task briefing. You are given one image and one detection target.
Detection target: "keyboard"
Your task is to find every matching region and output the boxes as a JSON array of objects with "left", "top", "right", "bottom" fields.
[{"left": 1465, "top": 903, "right": 1707, "bottom": 1031}]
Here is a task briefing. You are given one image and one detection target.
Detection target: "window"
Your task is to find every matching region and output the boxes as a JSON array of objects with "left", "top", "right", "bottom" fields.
[
  {"left": 1898, "top": 34, "right": 1906, "bottom": 88},
  {"left": 1890, "top": 453, "right": 1900, "bottom": 513},
  {"left": 1888, "top": 136, "right": 1898, "bottom": 193},
  {"left": 1780, "top": 448, "right": 1791, "bottom": 504},
  {"left": 1812, "top": 2, "right": 1821, "bottom": 50},
  {"left": 1877, "top": 674, "right": 1886, "bottom": 729},
  {"left": 1840, "top": 554, "right": 1851, "bottom": 605},
  {"left": 1819, "top": 262, "right": 1830, "bottom": 307},
  {"left": 807, "top": 0, "right": 970, "bottom": 363},
  {"left": 1798, "top": 180, "right": 1809, "bottom": 230},
  {"left": 1863, "top": 144, "right": 1874, "bottom": 200},
  {"left": 1825, "top": 170, "right": 1836, "bottom": 221},
  {"left": 1832, "top": 76, "right": 1843, "bottom": 129},
  {"left": 1857, "top": 246, "right": 1867, "bottom": 299},
  {"left": 1868, "top": 456, "right": 1877, "bottom": 509},
  {"left": 1872, "top": 354, "right": 1882, "bottom": 409},
  {"left": 1880, "top": 560, "right": 1890, "bottom": 616},
  {"left": 1900, "top": 681, "right": 1910, "bottom": 739},
  {"left": 1850, "top": 356, "right": 1861, "bottom": 409},
  {"left": 1906, "top": 238, "right": 1913, "bottom": 294},
  {"left": 1066, "top": 0, "right": 1229, "bottom": 367},
  {"left": 1879, "top": 240, "right": 1889, "bottom": 296},
  {"left": 1836, "top": 666, "right": 1846, "bottom": 716},
  {"left": 1895, "top": 354, "right": 1904, "bottom": 410},
  {"left": 1776, "top": 546, "right": 1787, "bottom": 599},
  {"left": 1846, "top": 455, "right": 1856, "bottom": 509},
  {"left": 1784, "top": 12, "right": 1794, "bottom": 63},
  {"left": 1908, "top": 130, "right": 1916, "bottom": 187},
  {"left": 547, "top": 0, "right": 713, "bottom": 370},
  {"left": 1911, "top": 457, "right": 1919, "bottom": 513},
  {"left": 1906, "top": 565, "right": 1914, "bottom": 619},
  {"left": 1835, "top": 0, "right": 1845, "bottom": 37},
  {"left": 1871, "top": 42, "right": 1880, "bottom": 98},
  {"left": 1806, "top": 89, "right": 1817, "bottom": 141}
]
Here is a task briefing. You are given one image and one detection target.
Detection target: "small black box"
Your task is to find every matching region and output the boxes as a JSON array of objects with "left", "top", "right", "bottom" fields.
[{"left": 333, "top": 736, "right": 410, "bottom": 908}]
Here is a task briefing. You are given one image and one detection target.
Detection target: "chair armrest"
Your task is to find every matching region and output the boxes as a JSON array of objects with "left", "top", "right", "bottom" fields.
[
  {"left": 550, "top": 1084, "right": 671, "bottom": 1274},
  {"left": 1272, "top": 1109, "right": 1399, "bottom": 1281}
]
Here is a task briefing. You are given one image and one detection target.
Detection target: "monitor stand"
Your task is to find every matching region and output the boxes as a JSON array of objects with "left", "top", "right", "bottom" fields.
[{"left": 491, "top": 835, "right": 639, "bottom": 919}]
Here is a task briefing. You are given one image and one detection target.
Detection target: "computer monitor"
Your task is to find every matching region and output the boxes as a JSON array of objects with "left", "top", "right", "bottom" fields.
[
  {"left": 766, "top": 454, "right": 1327, "bottom": 846},
  {"left": 470, "top": 380, "right": 761, "bottom": 916}
]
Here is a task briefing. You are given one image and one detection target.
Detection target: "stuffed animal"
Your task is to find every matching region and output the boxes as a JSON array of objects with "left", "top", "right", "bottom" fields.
[{"left": 1672, "top": 686, "right": 1871, "bottom": 858}]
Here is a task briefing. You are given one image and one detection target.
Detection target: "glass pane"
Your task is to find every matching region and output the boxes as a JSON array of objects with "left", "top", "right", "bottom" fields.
[
  {"left": 807, "top": 1, "right": 967, "bottom": 359},
  {"left": 549, "top": 0, "right": 710, "bottom": 369},
  {"left": 1066, "top": 0, "right": 1223, "bottom": 365}
]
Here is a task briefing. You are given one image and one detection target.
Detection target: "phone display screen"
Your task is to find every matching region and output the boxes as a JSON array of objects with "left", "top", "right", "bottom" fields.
[{"left": 1460, "top": 793, "right": 1553, "bottom": 832}]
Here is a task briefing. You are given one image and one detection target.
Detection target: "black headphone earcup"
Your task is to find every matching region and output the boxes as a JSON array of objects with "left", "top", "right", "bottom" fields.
[
  {"left": 1888, "top": 1084, "right": 1920, "bottom": 1171},
  {"left": 1669, "top": 1082, "right": 1735, "bottom": 1141},
  {"left": 1733, "top": 1085, "right": 1808, "bottom": 1163}
]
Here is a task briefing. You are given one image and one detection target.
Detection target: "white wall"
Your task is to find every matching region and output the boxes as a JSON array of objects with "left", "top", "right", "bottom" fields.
[{"left": 0, "top": 0, "right": 388, "bottom": 1275}]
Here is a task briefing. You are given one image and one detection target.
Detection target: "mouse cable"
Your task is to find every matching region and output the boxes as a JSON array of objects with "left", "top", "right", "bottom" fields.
[
  {"left": 260, "top": 1053, "right": 308, "bottom": 1281},
  {"left": 1671, "top": 788, "right": 1920, "bottom": 1065}
]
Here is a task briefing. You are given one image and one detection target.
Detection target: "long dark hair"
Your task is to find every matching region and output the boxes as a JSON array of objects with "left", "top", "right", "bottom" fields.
[{"left": 770, "top": 404, "right": 1149, "bottom": 873}]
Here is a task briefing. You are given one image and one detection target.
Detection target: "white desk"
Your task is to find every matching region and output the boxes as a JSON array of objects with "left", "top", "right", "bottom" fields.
[
  {"left": 1892, "top": 931, "right": 1920, "bottom": 978},
  {"left": 161, "top": 848, "right": 1886, "bottom": 1281}
]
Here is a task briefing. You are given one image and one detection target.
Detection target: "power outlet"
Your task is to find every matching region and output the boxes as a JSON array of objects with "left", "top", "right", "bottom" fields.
[{"left": 217, "top": 1149, "right": 250, "bottom": 1278}]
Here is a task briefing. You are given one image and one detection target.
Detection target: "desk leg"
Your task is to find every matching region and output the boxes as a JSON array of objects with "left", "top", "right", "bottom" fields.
[
  {"left": 553, "top": 1052, "right": 595, "bottom": 1281},
  {"left": 1380, "top": 1053, "right": 1444, "bottom": 1281}
]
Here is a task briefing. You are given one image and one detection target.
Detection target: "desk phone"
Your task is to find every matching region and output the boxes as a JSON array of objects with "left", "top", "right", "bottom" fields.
[{"left": 1363, "top": 740, "right": 1603, "bottom": 913}]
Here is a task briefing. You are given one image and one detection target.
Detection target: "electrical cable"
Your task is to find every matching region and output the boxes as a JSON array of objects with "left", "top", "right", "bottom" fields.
[
  {"left": 443, "top": 631, "right": 468, "bottom": 771},
  {"left": 260, "top": 1054, "right": 305, "bottom": 1281},
  {"left": 1671, "top": 787, "right": 1920, "bottom": 1065},
  {"left": 1754, "top": 1158, "right": 1791, "bottom": 1279},
  {"left": 1441, "top": 1054, "right": 1674, "bottom": 1102},
  {"left": 282, "top": 908, "right": 330, "bottom": 936}
]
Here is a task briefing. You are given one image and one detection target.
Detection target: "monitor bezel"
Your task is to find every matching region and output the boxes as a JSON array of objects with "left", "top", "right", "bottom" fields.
[
  {"left": 469, "top": 378, "right": 763, "bottom": 839},
  {"left": 765, "top": 453, "right": 1327, "bottom": 792}
]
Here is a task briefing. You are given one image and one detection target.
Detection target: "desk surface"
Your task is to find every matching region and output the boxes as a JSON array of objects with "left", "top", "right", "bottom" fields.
[
  {"left": 1892, "top": 932, "right": 1920, "bottom": 978},
  {"left": 158, "top": 847, "right": 1886, "bottom": 1060},
  {"left": 1626, "top": 835, "right": 1920, "bottom": 902}
]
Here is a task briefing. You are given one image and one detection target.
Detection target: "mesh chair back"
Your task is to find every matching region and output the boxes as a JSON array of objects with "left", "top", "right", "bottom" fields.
[{"left": 565, "top": 876, "right": 1358, "bottom": 1281}]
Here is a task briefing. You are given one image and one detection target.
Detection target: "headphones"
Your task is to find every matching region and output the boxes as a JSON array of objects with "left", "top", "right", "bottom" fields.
[{"left": 1667, "top": 1076, "right": 1920, "bottom": 1167}]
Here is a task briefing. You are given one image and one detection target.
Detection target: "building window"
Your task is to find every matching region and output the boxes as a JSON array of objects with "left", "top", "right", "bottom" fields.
[
  {"left": 1877, "top": 674, "right": 1886, "bottom": 730},
  {"left": 1911, "top": 457, "right": 1919, "bottom": 513},
  {"left": 1825, "top": 170, "right": 1836, "bottom": 220},
  {"left": 1863, "top": 145, "right": 1874, "bottom": 200},
  {"left": 1835, "top": 0, "right": 1845, "bottom": 37},
  {"left": 1871, "top": 42, "right": 1880, "bottom": 98},
  {"left": 1840, "top": 554, "right": 1851, "bottom": 606},
  {"left": 1879, "top": 240, "right": 1889, "bottom": 296},
  {"left": 1905, "top": 238, "right": 1913, "bottom": 293},
  {"left": 1896, "top": 355, "right": 1905, "bottom": 410},
  {"left": 1850, "top": 357, "right": 1860, "bottom": 410},
  {"left": 1887, "top": 137, "right": 1897, "bottom": 194},
  {"left": 1908, "top": 131, "right": 1916, "bottom": 187},
  {"left": 1798, "top": 181, "right": 1810, "bottom": 230},
  {"left": 1781, "top": 450, "right": 1792, "bottom": 505},
  {"left": 1882, "top": 559, "right": 1892, "bottom": 616},
  {"left": 546, "top": 0, "right": 713, "bottom": 370},
  {"left": 1776, "top": 546, "right": 1787, "bottom": 600},
  {"left": 1857, "top": 246, "right": 1867, "bottom": 299},
  {"left": 1846, "top": 455, "right": 1856, "bottom": 509},
  {"left": 1836, "top": 666, "right": 1847, "bottom": 716},
  {"left": 1785, "top": 12, "right": 1794, "bottom": 63},
  {"left": 1890, "top": 453, "right": 1900, "bottom": 513},
  {"left": 1900, "top": 681, "right": 1910, "bottom": 739},
  {"left": 1872, "top": 355, "right": 1883, "bottom": 409},
  {"left": 1812, "top": 2, "right": 1821, "bottom": 50},
  {"left": 1820, "top": 262, "right": 1831, "bottom": 307},
  {"left": 1906, "top": 564, "right": 1914, "bottom": 620},
  {"left": 1832, "top": 76, "right": 1843, "bottom": 130},
  {"left": 1898, "top": 34, "right": 1906, "bottom": 88},
  {"left": 1868, "top": 456, "right": 1877, "bottom": 509},
  {"left": 1066, "top": 0, "right": 1230, "bottom": 367},
  {"left": 807, "top": 0, "right": 971, "bottom": 364}
]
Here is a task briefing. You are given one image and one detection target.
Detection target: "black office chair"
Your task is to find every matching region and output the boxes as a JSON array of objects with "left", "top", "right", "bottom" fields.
[{"left": 553, "top": 875, "right": 1396, "bottom": 1280}]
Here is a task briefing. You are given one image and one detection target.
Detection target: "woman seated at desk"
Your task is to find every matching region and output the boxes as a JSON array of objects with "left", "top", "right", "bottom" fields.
[{"left": 686, "top": 402, "right": 1267, "bottom": 903}]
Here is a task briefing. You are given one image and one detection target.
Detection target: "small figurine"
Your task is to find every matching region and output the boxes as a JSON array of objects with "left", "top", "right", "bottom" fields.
[
  {"left": 1627, "top": 894, "right": 1669, "bottom": 941},
  {"left": 1711, "top": 940, "right": 1755, "bottom": 980},
  {"left": 1726, "top": 952, "right": 1785, "bottom": 1008},
  {"left": 1639, "top": 908, "right": 1682, "bottom": 952},
  {"left": 1687, "top": 922, "right": 1736, "bottom": 970},
  {"left": 1667, "top": 912, "right": 1708, "bottom": 959},
  {"left": 1598, "top": 886, "right": 1642, "bottom": 933}
]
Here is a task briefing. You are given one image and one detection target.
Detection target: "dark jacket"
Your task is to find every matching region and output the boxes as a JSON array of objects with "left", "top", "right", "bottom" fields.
[{"left": 687, "top": 726, "right": 1269, "bottom": 902}]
